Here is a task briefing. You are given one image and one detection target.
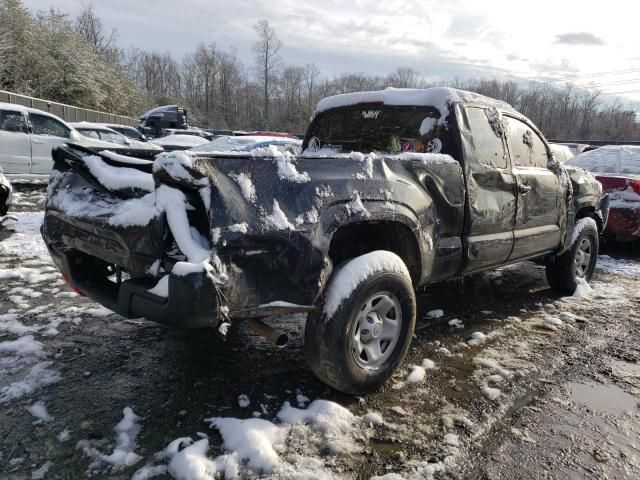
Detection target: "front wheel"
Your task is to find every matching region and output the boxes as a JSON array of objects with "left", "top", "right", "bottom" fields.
[
  {"left": 305, "top": 251, "right": 416, "bottom": 395},
  {"left": 546, "top": 217, "right": 599, "bottom": 294}
]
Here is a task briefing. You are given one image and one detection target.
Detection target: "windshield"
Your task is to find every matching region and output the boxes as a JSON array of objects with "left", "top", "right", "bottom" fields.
[
  {"left": 98, "top": 131, "right": 126, "bottom": 144},
  {"left": 77, "top": 128, "right": 100, "bottom": 139},
  {"left": 78, "top": 128, "right": 126, "bottom": 144},
  {"left": 303, "top": 104, "right": 452, "bottom": 155}
]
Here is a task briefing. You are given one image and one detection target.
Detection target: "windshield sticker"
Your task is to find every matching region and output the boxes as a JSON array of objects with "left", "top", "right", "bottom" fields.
[
  {"left": 426, "top": 138, "right": 443, "bottom": 154},
  {"left": 307, "top": 136, "right": 343, "bottom": 153},
  {"left": 523, "top": 130, "right": 534, "bottom": 152},
  {"left": 308, "top": 136, "right": 321, "bottom": 151},
  {"left": 361, "top": 110, "right": 381, "bottom": 119}
]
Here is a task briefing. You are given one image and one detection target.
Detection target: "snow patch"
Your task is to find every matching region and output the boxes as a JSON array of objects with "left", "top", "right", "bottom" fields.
[
  {"left": 345, "top": 192, "right": 370, "bottom": 218},
  {"left": 264, "top": 200, "right": 295, "bottom": 231},
  {"left": 79, "top": 407, "right": 142, "bottom": 470},
  {"left": 419, "top": 117, "right": 438, "bottom": 135},
  {"left": 276, "top": 155, "right": 310, "bottom": 183},
  {"left": 31, "top": 461, "right": 53, "bottom": 479},
  {"left": 156, "top": 185, "right": 210, "bottom": 263},
  {"left": 82, "top": 154, "right": 154, "bottom": 192},
  {"left": 26, "top": 400, "right": 53, "bottom": 422},
  {"left": 228, "top": 223, "right": 248, "bottom": 234},
  {"left": 229, "top": 172, "right": 257, "bottom": 203},
  {"left": 573, "top": 279, "right": 594, "bottom": 298},
  {"left": 148, "top": 275, "right": 169, "bottom": 298},
  {"left": 405, "top": 365, "right": 426, "bottom": 383}
]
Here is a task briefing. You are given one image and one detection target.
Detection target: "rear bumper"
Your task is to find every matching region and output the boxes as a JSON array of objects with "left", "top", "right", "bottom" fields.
[
  {"left": 45, "top": 241, "right": 220, "bottom": 328},
  {"left": 42, "top": 209, "right": 220, "bottom": 328},
  {"left": 605, "top": 204, "right": 640, "bottom": 240},
  {"left": 42, "top": 211, "right": 322, "bottom": 328}
]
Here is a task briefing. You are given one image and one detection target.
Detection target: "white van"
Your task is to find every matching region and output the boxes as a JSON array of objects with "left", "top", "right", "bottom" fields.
[{"left": 0, "top": 103, "right": 121, "bottom": 175}]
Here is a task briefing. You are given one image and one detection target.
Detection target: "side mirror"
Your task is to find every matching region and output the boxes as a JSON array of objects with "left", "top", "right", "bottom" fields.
[{"left": 69, "top": 130, "right": 82, "bottom": 142}]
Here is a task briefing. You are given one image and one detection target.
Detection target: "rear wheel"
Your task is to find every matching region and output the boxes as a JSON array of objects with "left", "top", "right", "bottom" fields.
[
  {"left": 305, "top": 251, "right": 416, "bottom": 395},
  {"left": 546, "top": 217, "right": 598, "bottom": 294}
]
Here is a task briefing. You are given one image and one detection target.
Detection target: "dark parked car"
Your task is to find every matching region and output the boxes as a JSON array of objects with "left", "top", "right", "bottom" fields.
[
  {"left": 41, "top": 88, "right": 607, "bottom": 394},
  {"left": 139, "top": 105, "right": 188, "bottom": 138},
  {"left": 97, "top": 123, "right": 149, "bottom": 142},
  {"left": 567, "top": 145, "right": 640, "bottom": 241}
]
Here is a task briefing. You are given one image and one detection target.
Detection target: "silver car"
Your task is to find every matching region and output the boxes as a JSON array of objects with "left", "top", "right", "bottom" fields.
[{"left": 0, "top": 103, "right": 120, "bottom": 175}]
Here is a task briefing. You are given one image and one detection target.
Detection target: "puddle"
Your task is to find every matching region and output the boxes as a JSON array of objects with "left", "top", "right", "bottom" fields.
[{"left": 570, "top": 381, "right": 638, "bottom": 415}]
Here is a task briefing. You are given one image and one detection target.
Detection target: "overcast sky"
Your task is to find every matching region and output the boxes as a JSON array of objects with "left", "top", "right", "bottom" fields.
[{"left": 22, "top": 0, "right": 640, "bottom": 103}]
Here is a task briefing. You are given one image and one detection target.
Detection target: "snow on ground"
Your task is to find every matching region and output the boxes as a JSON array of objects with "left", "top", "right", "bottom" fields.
[
  {"left": 2, "top": 187, "right": 640, "bottom": 479},
  {"left": 131, "top": 399, "right": 379, "bottom": 479},
  {"left": 26, "top": 400, "right": 53, "bottom": 422},
  {"left": 78, "top": 407, "right": 143, "bottom": 473},
  {"left": 597, "top": 254, "right": 640, "bottom": 278},
  {"left": 0, "top": 211, "right": 49, "bottom": 258}
]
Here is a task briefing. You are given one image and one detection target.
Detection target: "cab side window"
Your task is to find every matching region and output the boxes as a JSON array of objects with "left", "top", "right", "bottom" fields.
[
  {"left": 466, "top": 107, "right": 507, "bottom": 169},
  {"left": 0, "top": 110, "right": 28, "bottom": 133},
  {"left": 29, "top": 113, "right": 70, "bottom": 138},
  {"left": 506, "top": 117, "right": 548, "bottom": 168}
]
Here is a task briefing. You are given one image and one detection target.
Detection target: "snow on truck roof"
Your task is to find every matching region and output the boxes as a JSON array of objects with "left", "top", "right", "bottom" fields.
[{"left": 312, "top": 87, "right": 516, "bottom": 122}]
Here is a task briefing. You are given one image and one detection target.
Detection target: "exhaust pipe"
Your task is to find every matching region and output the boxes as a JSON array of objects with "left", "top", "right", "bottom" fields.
[{"left": 247, "top": 319, "right": 288, "bottom": 348}]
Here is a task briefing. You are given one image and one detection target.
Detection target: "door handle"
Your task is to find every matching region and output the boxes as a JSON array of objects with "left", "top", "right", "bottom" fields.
[
  {"left": 518, "top": 183, "right": 532, "bottom": 194},
  {"left": 32, "top": 139, "right": 44, "bottom": 144}
]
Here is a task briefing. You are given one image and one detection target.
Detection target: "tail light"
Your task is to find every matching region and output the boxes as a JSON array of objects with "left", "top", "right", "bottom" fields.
[
  {"left": 630, "top": 179, "right": 640, "bottom": 196},
  {"left": 61, "top": 273, "right": 85, "bottom": 297}
]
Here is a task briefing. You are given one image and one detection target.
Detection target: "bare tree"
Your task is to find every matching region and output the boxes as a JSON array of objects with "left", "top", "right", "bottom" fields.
[
  {"left": 75, "top": 3, "right": 116, "bottom": 56},
  {"left": 386, "top": 66, "right": 422, "bottom": 88},
  {"left": 252, "top": 19, "right": 281, "bottom": 127}
]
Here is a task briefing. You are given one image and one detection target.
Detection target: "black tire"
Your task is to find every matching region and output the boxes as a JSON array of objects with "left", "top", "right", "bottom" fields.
[
  {"left": 0, "top": 186, "right": 9, "bottom": 217},
  {"left": 546, "top": 218, "right": 599, "bottom": 294},
  {"left": 305, "top": 253, "right": 416, "bottom": 395}
]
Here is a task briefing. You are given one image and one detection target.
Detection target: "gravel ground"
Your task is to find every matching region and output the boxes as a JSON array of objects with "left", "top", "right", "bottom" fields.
[{"left": 1, "top": 183, "right": 639, "bottom": 479}]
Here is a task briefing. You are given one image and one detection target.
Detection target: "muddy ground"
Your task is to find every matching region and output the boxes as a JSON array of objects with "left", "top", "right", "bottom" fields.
[{"left": 1, "top": 183, "right": 639, "bottom": 479}]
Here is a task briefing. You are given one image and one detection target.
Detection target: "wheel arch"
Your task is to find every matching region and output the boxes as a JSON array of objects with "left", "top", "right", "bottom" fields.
[
  {"left": 575, "top": 206, "right": 603, "bottom": 233},
  {"left": 327, "top": 219, "right": 423, "bottom": 285}
]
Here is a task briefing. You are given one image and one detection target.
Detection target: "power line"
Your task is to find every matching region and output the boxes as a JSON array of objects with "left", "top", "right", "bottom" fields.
[
  {"left": 601, "top": 89, "right": 640, "bottom": 95},
  {"left": 579, "top": 78, "right": 640, "bottom": 89},
  {"left": 546, "top": 67, "right": 640, "bottom": 83}
]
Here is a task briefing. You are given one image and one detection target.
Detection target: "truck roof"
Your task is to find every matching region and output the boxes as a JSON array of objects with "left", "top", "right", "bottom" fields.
[{"left": 312, "top": 87, "right": 516, "bottom": 123}]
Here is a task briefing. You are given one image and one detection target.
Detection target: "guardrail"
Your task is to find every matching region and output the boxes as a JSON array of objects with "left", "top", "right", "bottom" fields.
[
  {"left": 0, "top": 90, "right": 138, "bottom": 127},
  {"left": 549, "top": 139, "right": 640, "bottom": 146}
]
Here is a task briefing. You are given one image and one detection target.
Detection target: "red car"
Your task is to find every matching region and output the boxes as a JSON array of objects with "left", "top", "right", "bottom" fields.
[{"left": 567, "top": 146, "right": 640, "bottom": 241}]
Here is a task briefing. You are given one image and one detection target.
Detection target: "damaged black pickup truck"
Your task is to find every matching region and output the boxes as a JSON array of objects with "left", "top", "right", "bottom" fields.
[{"left": 41, "top": 88, "right": 608, "bottom": 394}]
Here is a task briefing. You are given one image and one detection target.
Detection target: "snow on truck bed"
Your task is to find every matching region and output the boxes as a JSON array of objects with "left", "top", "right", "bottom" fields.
[{"left": 312, "top": 87, "right": 516, "bottom": 122}]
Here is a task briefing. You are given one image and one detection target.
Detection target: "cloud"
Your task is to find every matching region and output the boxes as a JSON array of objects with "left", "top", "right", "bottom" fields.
[{"left": 555, "top": 32, "right": 605, "bottom": 46}]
